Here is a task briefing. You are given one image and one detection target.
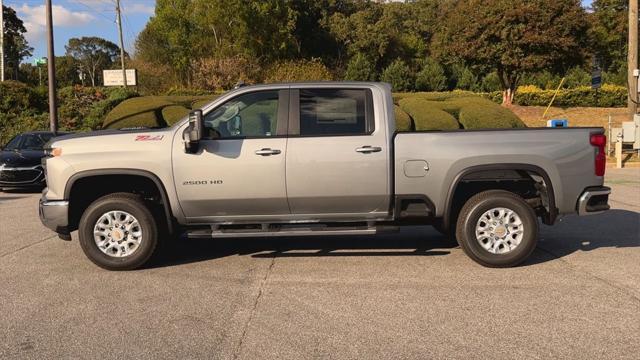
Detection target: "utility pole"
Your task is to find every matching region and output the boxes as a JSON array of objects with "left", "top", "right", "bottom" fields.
[
  {"left": 629, "top": 0, "right": 639, "bottom": 117},
  {"left": 1, "top": 0, "right": 5, "bottom": 82},
  {"left": 115, "top": 0, "right": 127, "bottom": 87},
  {"left": 46, "top": 0, "right": 58, "bottom": 133}
]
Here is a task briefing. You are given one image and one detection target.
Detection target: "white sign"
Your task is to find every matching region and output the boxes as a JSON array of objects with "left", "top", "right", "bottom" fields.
[{"left": 103, "top": 69, "right": 137, "bottom": 86}]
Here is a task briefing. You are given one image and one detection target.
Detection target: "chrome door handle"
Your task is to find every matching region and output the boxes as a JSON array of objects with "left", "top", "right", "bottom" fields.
[
  {"left": 355, "top": 146, "right": 382, "bottom": 154},
  {"left": 255, "top": 148, "right": 281, "bottom": 156}
]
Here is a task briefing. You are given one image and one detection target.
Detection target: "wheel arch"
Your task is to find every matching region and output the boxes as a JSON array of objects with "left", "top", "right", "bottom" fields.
[
  {"left": 64, "top": 169, "right": 175, "bottom": 234},
  {"left": 442, "top": 163, "right": 557, "bottom": 230}
]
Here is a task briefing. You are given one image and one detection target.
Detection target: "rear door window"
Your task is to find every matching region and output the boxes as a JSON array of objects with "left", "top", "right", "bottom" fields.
[{"left": 298, "top": 89, "right": 373, "bottom": 136}]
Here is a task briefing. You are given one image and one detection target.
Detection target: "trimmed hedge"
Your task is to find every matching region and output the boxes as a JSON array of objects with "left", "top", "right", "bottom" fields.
[
  {"left": 398, "top": 98, "right": 460, "bottom": 130},
  {"left": 484, "top": 84, "right": 627, "bottom": 107},
  {"left": 161, "top": 105, "right": 192, "bottom": 126},
  {"left": 397, "top": 92, "right": 525, "bottom": 130},
  {"left": 394, "top": 105, "right": 413, "bottom": 131},
  {"left": 104, "top": 91, "right": 524, "bottom": 131},
  {"left": 103, "top": 95, "right": 216, "bottom": 129}
]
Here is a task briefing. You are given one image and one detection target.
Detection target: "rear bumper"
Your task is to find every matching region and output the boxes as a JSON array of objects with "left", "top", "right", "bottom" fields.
[
  {"left": 577, "top": 186, "right": 611, "bottom": 216},
  {"left": 39, "top": 196, "right": 70, "bottom": 234}
]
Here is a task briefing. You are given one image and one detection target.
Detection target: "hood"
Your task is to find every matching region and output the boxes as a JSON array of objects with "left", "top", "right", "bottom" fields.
[
  {"left": 47, "top": 127, "right": 175, "bottom": 157},
  {"left": 52, "top": 128, "right": 168, "bottom": 142},
  {"left": 0, "top": 149, "right": 44, "bottom": 168}
]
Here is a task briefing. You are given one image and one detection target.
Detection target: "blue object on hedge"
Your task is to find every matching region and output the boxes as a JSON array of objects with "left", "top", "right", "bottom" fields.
[{"left": 546, "top": 119, "right": 568, "bottom": 128}]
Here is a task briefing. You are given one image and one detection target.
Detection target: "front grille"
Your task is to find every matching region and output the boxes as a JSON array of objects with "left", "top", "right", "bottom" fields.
[{"left": 0, "top": 168, "right": 43, "bottom": 183}]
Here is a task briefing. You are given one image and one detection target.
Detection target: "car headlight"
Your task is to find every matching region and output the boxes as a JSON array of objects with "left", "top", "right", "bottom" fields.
[{"left": 44, "top": 147, "right": 62, "bottom": 157}]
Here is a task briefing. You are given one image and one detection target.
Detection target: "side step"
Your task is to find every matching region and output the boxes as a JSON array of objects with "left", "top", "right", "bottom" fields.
[{"left": 187, "top": 223, "right": 399, "bottom": 239}]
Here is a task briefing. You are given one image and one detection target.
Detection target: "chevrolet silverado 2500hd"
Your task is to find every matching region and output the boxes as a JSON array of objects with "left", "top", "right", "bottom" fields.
[{"left": 39, "top": 82, "right": 611, "bottom": 270}]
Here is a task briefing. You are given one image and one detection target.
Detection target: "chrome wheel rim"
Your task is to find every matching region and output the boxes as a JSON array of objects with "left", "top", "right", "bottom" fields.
[
  {"left": 475, "top": 207, "right": 524, "bottom": 255},
  {"left": 94, "top": 211, "right": 142, "bottom": 257}
]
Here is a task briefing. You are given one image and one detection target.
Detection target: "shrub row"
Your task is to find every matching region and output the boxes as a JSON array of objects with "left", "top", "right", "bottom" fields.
[
  {"left": 103, "top": 95, "right": 217, "bottom": 129},
  {"left": 105, "top": 91, "right": 524, "bottom": 131},
  {"left": 0, "top": 82, "right": 140, "bottom": 144},
  {"left": 484, "top": 84, "right": 627, "bottom": 107},
  {"left": 396, "top": 92, "right": 525, "bottom": 131}
]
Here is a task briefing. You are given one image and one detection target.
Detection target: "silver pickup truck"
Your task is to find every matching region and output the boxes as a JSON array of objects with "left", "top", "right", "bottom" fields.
[{"left": 39, "top": 82, "right": 610, "bottom": 270}]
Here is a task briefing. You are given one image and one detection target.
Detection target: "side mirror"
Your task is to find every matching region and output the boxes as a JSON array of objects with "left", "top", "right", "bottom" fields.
[{"left": 184, "top": 110, "right": 204, "bottom": 153}]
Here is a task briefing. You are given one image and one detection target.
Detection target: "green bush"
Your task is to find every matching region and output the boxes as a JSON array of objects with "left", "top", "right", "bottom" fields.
[
  {"left": 161, "top": 105, "right": 191, "bottom": 126},
  {"left": 56, "top": 86, "right": 140, "bottom": 131},
  {"left": 453, "top": 98, "right": 525, "bottom": 129},
  {"left": 190, "top": 56, "right": 259, "bottom": 91},
  {"left": 449, "top": 64, "right": 479, "bottom": 92},
  {"left": 381, "top": 59, "right": 413, "bottom": 92},
  {"left": 520, "top": 71, "right": 562, "bottom": 90},
  {"left": 563, "top": 67, "right": 591, "bottom": 88},
  {"left": 345, "top": 54, "right": 377, "bottom": 81},
  {"left": 165, "top": 88, "right": 217, "bottom": 96},
  {"left": 264, "top": 59, "right": 333, "bottom": 83},
  {"left": 0, "top": 81, "right": 46, "bottom": 116},
  {"left": 103, "top": 95, "right": 216, "bottom": 129},
  {"left": 394, "top": 105, "right": 413, "bottom": 131},
  {"left": 398, "top": 97, "right": 460, "bottom": 130},
  {"left": 397, "top": 92, "right": 525, "bottom": 130},
  {"left": 482, "top": 84, "right": 627, "bottom": 107},
  {"left": 192, "top": 98, "right": 216, "bottom": 109},
  {"left": 415, "top": 59, "right": 447, "bottom": 91},
  {"left": 480, "top": 72, "right": 502, "bottom": 92},
  {"left": 0, "top": 113, "right": 49, "bottom": 145}
]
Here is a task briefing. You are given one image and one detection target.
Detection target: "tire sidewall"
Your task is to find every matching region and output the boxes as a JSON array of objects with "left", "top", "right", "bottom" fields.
[
  {"left": 459, "top": 194, "right": 538, "bottom": 267},
  {"left": 79, "top": 196, "right": 158, "bottom": 270}
]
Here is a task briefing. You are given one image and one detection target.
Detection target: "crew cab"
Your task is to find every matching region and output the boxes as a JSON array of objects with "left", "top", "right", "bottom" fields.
[{"left": 39, "top": 82, "right": 611, "bottom": 270}]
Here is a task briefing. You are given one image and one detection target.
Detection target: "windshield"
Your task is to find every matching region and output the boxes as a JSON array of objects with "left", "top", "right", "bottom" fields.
[{"left": 3, "top": 133, "right": 54, "bottom": 151}]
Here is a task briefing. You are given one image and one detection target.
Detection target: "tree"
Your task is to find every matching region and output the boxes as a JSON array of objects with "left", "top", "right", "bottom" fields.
[
  {"left": 344, "top": 53, "right": 376, "bottom": 81},
  {"left": 19, "top": 56, "right": 80, "bottom": 88},
  {"left": 328, "top": 1, "right": 435, "bottom": 71},
  {"left": 451, "top": 64, "right": 479, "bottom": 91},
  {"left": 2, "top": 5, "right": 33, "bottom": 80},
  {"left": 137, "top": 0, "right": 300, "bottom": 86},
  {"left": 589, "top": 0, "right": 628, "bottom": 72},
  {"left": 415, "top": 58, "right": 447, "bottom": 91},
  {"left": 380, "top": 59, "right": 413, "bottom": 91},
  {"left": 432, "top": 0, "right": 589, "bottom": 105},
  {"left": 65, "top": 37, "right": 121, "bottom": 87}
]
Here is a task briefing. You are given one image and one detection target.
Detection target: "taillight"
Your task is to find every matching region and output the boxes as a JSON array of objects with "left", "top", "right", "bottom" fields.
[{"left": 590, "top": 134, "right": 606, "bottom": 176}]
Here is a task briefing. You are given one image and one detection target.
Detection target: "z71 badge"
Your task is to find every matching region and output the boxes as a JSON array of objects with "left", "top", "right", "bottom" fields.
[{"left": 135, "top": 135, "right": 164, "bottom": 141}]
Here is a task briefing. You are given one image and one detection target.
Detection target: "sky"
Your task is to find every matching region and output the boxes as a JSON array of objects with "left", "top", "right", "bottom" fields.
[
  {"left": 4, "top": 0, "right": 155, "bottom": 63},
  {"left": 4, "top": 0, "right": 594, "bottom": 64}
]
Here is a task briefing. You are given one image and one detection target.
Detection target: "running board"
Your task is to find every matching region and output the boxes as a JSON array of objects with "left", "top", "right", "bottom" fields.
[{"left": 187, "top": 224, "right": 399, "bottom": 239}]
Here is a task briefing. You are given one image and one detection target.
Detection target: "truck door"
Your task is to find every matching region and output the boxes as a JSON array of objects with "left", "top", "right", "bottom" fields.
[
  {"left": 172, "top": 89, "right": 290, "bottom": 221},
  {"left": 285, "top": 88, "right": 390, "bottom": 218}
]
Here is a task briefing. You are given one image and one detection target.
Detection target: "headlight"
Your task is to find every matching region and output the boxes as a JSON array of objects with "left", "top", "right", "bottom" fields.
[{"left": 44, "top": 147, "right": 62, "bottom": 157}]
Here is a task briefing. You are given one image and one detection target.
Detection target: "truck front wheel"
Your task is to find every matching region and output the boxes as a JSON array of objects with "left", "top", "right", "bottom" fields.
[
  {"left": 78, "top": 193, "right": 160, "bottom": 270},
  {"left": 455, "top": 190, "right": 538, "bottom": 268}
]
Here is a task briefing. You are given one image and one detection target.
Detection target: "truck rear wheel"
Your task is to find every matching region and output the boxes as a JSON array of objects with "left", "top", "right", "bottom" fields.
[
  {"left": 455, "top": 190, "right": 538, "bottom": 267},
  {"left": 78, "top": 193, "right": 160, "bottom": 270}
]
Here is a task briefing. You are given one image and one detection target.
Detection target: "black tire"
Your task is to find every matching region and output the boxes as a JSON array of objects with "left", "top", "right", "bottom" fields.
[
  {"left": 78, "top": 192, "right": 160, "bottom": 270},
  {"left": 455, "top": 190, "right": 538, "bottom": 268}
]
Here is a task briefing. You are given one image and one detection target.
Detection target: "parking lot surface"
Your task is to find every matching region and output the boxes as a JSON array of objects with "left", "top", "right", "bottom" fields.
[{"left": 1, "top": 168, "right": 638, "bottom": 359}]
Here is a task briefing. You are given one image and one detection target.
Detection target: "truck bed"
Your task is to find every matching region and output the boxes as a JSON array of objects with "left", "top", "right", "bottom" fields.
[{"left": 393, "top": 127, "right": 605, "bottom": 217}]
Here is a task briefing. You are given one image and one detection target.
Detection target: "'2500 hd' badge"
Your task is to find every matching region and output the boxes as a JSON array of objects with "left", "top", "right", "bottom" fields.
[
  {"left": 183, "top": 180, "right": 223, "bottom": 185},
  {"left": 135, "top": 135, "right": 164, "bottom": 141}
]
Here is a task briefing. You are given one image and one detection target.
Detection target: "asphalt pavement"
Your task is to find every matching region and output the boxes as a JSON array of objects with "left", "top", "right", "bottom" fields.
[{"left": 1, "top": 168, "right": 638, "bottom": 359}]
